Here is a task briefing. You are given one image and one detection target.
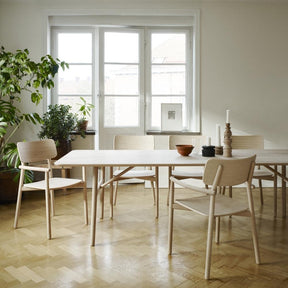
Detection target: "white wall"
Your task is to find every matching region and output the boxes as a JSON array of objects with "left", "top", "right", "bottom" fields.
[{"left": 1, "top": 0, "right": 288, "bottom": 148}]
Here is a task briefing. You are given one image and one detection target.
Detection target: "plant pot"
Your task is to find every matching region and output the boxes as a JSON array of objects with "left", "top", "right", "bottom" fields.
[
  {"left": 0, "top": 168, "right": 19, "bottom": 203},
  {"left": 77, "top": 120, "right": 88, "bottom": 131},
  {"left": 53, "top": 140, "right": 72, "bottom": 160}
]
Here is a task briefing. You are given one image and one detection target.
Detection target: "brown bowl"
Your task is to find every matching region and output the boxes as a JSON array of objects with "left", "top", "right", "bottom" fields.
[{"left": 176, "top": 144, "right": 194, "bottom": 156}]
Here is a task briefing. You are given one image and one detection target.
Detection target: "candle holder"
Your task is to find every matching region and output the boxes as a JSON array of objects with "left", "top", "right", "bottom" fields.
[
  {"left": 223, "top": 123, "right": 232, "bottom": 157},
  {"left": 215, "top": 146, "right": 223, "bottom": 155},
  {"left": 202, "top": 145, "right": 215, "bottom": 157}
]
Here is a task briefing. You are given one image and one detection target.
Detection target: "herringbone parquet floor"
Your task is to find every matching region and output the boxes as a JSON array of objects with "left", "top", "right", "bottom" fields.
[{"left": 0, "top": 184, "right": 287, "bottom": 287}]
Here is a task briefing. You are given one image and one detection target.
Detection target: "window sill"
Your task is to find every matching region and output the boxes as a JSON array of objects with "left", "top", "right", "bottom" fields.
[
  {"left": 71, "top": 130, "right": 96, "bottom": 136},
  {"left": 146, "top": 130, "right": 201, "bottom": 135}
]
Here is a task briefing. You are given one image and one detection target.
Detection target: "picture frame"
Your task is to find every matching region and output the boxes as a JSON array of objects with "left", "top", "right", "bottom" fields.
[{"left": 161, "top": 103, "right": 183, "bottom": 131}]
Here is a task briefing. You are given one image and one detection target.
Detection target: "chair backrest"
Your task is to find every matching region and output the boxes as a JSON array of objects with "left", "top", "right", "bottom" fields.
[
  {"left": 169, "top": 135, "right": 207, "bottom": 152},
  {"left": 203, "top": 155, "right": 256, "bottom": 188},
  {"left": 232, "top": 135, "right": 264, "bottom": 149},
  {"left": 17, "top": 139, "right": 57, "bottom": 163},
  {"left": 114, "top": 135, "right": 154, "bottom": 150}
]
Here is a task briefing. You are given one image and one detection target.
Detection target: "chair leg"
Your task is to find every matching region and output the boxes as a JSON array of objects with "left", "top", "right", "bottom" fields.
[
  {"left": 113, "top": 181, "right": 119, "bottom": 206},
  {"left": 50, "top": 190, "right": 55, "bottom": 216},
  {"left": 99, "top": 167, "right": 106, "bottom": 220},
  {"left": 258, "top": 179, "right": 264, "bottom": 205},
  {"left": 83, "top": 187, "right": 88, "bottom": 225},
  {"left": 167, "top": 182, "right": 170, "bottom": 206},
  {"left": 14, "top": 170, "right": 25, "bottom": 229},
  {"left": 82, "top": 167, "right": 88, "bottom": 225},
  {"left": 155, "top": 167, "right": 159, "bottom": 219},
  {"left": 168, "top": 181, "right": 175, "bottom": 255},
  {"left": 246, "top": 184, "right": 261, "bottom": 264},
  {"left": 229, "top": 186, "right": 232, "bottom": 198},
  {"left": 205, "top": 197, "right": 215, "bottom": 280},
  {"left": 215, "top": 217, "right": 220, "bottom": 244},
  {"left": 250, "top": 211, "right": 261, "bottom": 264},
  {"left": 273, "top": 166, "right": 277, "bottom": 218},
  {"left": 150, "top": 181, "right": 156, "bottom": 205},
  {"left": 45, "top": 189, "right": 52, "bottom": 240}
]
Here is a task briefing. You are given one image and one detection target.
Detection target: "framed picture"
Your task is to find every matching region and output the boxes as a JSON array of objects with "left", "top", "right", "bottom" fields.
[{"left": 161, "top": 103, "right": 182, "bottom": 131}]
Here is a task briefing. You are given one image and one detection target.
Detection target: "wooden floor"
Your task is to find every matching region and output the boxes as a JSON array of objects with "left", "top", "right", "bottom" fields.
[{"left": 0, "top": 184, "right": 287, "bottom": 287}]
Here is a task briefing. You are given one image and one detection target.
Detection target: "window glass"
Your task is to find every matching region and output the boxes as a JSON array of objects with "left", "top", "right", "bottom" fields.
[
  {"left": 104, "top": 96, "right": 139, "bottom": 127},
  {"left": 58, "top": 65, "right": 92, "bottom": 95},
  {"left": 58, "top": 33, "right": 92, "bottom": 63},
  {"left": 151, "top": 33, "right": 186, "bottom": 64},
  {"left": 105, "top": 32, "right": 139, "bottom": 63},
  {"left": 104, "top": 64, "right": 139, "bottom": 95},
  {"left": 151, "top": 65, "right": 186, "bottom": 95}
]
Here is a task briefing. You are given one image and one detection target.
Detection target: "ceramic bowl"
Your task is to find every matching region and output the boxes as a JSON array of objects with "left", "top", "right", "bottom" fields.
[{"left": 176, "top": 144, "right": 194, "bottom": 156}]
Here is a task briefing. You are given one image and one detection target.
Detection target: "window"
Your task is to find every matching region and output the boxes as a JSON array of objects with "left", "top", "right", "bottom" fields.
[
  {"left": 146, "top": 29, "right": 192, "bottom": 131},
  {"left": 50, "top": 13, "right": 200, "bottom": 133},
  {"left": 102, "top": 30, "right": 141, "bottom": 127},
  {"left": 51, "top": 29, "right": 94, "bottom": 128}
]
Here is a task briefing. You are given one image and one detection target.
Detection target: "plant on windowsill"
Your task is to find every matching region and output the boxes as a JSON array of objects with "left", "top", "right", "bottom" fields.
[
  {"left": 76, "top": 96, "right": 95, "bottom": 138},
  {"left": 0, "top": 46, "right": 68, "bottom": 202},
  {"left": 38, "top": 104, "right": 81, "bottom": 159}
]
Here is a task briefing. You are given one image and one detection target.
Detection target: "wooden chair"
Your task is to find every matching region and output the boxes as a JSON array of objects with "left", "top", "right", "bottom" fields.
[
  {"left": 167, "top": 135, "right": 207, "bottom": 204},
  {"left": 14, "top": 139, "right": 88, "bottom": 239},
  {"left": 168, "top": 155, "right": 260, "bottom": 279},
  {"left": 112, "top": 135, "right": 159, "bottom": 217},
  {"left": 232, "top": 135, "right": 277, "bottom": 217}
]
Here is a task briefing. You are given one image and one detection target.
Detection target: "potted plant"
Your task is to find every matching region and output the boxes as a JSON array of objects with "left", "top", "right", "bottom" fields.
[
  {"left": 38, "top": 104, "right": 85, "bottom": 159},
  {"left": 76, "top": 97, "right": 95, "bottom": 133},
  {"left": 0, "top": 46, "right": 68, "bottom": 202}
]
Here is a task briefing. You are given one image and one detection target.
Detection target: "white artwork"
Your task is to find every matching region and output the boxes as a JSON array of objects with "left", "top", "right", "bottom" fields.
[{"left": 161, "top": 103, "right": 182, "bottom": 131}]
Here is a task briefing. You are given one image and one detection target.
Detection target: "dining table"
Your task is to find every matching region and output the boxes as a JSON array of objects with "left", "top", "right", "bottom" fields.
[{"left": 55, "top": 149, "right": 288, "bottom": 246}]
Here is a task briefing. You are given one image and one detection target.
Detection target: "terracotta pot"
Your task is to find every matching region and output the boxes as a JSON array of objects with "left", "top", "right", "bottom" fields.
[
  {"left": 53, "top": 140, "right": 72, "bottom": 160},
  {"left": 0, "top": 169, "right": 19, "bottom": 203},
  {"left": 78, "top": 120, "right": 88, "bottom": 131}
]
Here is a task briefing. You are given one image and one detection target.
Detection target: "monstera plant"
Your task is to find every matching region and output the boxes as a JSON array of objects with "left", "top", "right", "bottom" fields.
[{"left": 0, "top": 46, "right": 68, "bottom": 201}]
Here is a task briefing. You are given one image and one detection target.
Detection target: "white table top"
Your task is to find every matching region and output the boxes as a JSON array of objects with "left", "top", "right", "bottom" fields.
[{"left": 55, "top": 149, "right": 288, "bottom": 167}]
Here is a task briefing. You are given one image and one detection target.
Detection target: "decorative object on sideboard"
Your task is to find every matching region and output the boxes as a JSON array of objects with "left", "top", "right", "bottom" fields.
[{"left": 223, "top": 110, "right": 232, "bottom": 157}]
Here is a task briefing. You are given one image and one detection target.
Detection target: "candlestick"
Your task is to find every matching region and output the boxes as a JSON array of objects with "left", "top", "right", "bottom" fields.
[
  {"left": 207, "top": 137, "right": 211, "bottom": 146},
  {"left": 215, "top": 146, "right": 223, "bottom": 155},
  {"left": 226, "top": 110, "right": 230, "bottom": 123},
  {"left": 223, "top": 123, "right": 232, "bottom": 157}
]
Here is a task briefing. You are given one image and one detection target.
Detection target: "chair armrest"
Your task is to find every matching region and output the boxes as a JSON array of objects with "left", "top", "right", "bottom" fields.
[
  {"left": 170, "top": 176, "right": 215, "bottom": 195},
  {"left": 19, "top": 165, "right": 50, "bottom": 173}
]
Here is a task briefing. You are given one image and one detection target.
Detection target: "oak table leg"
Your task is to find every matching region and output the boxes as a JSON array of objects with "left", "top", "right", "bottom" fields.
[
  {"left": 91, "top": 167, "right": 99, "bottom": 246},
  {"left": 282, "top": 165, "right": 286, "bottom": 218}
]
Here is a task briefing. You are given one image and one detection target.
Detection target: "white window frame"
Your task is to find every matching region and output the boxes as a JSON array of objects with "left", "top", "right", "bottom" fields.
[
  {"left": 51, "top": 27, "right": 96, "bottom": 130},
  {"left": 99, "top": 27, "right": 145, "bottom": 132},
  {"left": 145, "top": 27, "right": 193, "bottom": 131},
  {"left": 48, "top": 10, "right": 200, "bottom": 134}
]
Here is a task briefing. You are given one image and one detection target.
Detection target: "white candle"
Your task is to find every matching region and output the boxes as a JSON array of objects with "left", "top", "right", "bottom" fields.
[
  {"left": 226, "top": 110, "right": 230, "bottom": 123},
  {"left": 216, "top": 124, "right": 221, "bottom": 146},
  {"left": 207, "top": 136, "right": 211, "bottom": 146}
]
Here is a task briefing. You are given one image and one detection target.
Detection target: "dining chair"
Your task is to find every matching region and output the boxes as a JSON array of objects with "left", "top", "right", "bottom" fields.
[
  {"left": 167, "top": 135, "right": 207, "bottom": 204},
  {"left": 14, "top": 139, "right": 88, "bottom": 239},
  {"left": 112, "top": 135, "right": 159, "bottom": 217},
  {"left": 168, "top": 155, "right": 260, "bottom": 279},
  {"left": 232, "top": 135, "right": 277, "bottom": 217}
]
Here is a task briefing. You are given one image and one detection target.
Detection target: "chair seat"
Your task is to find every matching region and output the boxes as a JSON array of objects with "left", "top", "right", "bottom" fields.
[
  {"left": 253, "top": 169, "right": 273, "bottom": 177},
  {"left": 172, "top": 169, "right": 203, "bottom": 178},
  {"left": 24, "top": 177, "right": 82, "bottom": 190},
  {"left": 175, "top": 195, "right": 249, "bottom": 217},
  {"left": 113, "top": 169, "right": 155, "bottom": 178}
]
